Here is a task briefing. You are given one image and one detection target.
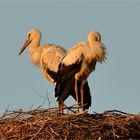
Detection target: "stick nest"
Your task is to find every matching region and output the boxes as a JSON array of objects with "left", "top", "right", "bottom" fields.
[{"left": 0, "top": 108, "right": 140, "bottom": 140}]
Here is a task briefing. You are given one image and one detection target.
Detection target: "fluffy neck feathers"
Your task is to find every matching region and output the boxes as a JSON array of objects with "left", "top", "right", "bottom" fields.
[
  {"left": 87, "top": 39, "right": 107, "bottom": 63},
  {"left": 28, "top": 40, "right": 41, "bottom": 66}
]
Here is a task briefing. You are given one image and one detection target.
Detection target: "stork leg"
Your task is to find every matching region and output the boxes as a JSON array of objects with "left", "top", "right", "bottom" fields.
[
  {"left": 58, "top": 102, "right": 64, "bottom": 114},
  {"left": 75, "top": 79, "right": 79, "bottom": 113},
  {"left": 81, "top": 80, "right": 85, "bottom": 112}
]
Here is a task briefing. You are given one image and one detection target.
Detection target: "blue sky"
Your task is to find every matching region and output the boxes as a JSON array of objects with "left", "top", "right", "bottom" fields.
[{"left": 0, "top": 1, "right": 140, "bottom": 114}]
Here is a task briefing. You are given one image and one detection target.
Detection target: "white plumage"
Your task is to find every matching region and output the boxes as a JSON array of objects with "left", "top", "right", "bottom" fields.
[
  {"left": 19, "top": 29, "right": 68, "bottom": 111},
  {"left": 19, "top": 29, "right": 66, "bottom": 85},
  {"left": 61, "top": 31, "right": 106, "bottom": 79},
  {"left": 55, "top": 31, "right": 107, "bottom": 113}
]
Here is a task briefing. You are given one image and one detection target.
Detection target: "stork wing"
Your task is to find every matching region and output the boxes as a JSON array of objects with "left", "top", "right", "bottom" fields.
[
  {"left": 55, "top": 57, "right": 83, "bottom": 98},
  {"left": 42, "top": 44, "right": 66, "bottom": 73},
  {"left": 54, "top": 43, "right": 85, "bottom": 100},
  {"left": 46, "top": 66, "right": 91, "bottom": 110},
  {"left": 46, "top": 43, "right": 91, "bottom": 110},
  {"left": 60, "top": 43, "right": 85, "bottom": 65},
  {"left": 45, "top": 67, "right": 57, "bottom": 81}
]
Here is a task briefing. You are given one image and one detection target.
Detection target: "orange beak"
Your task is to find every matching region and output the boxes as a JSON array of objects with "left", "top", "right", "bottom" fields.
[{"left": 18, "top": 38, "right": 31, "bottom": 55}]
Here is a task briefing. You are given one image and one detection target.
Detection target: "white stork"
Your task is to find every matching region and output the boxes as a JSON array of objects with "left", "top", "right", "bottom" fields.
[
  {"left": 53, "top": 31, "right": 107, "bottom": 113},
  {"left": 18, "top": 29, "right": 92, "bottom": 112}
]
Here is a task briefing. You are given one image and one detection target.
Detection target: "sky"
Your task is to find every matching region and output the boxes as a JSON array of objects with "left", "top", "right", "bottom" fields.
[{"left": 0, "top": 1, "right": 140, "bottom": 115}]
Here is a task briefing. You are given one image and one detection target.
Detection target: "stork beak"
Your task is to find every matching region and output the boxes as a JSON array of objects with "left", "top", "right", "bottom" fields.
[{"left": 18, "top": 38, "right": 31, "bottom": 55}]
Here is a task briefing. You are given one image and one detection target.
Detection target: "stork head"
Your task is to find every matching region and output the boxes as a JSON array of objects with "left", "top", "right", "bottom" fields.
[
  {"left": 19, "top": 29, "right": 42, "bottom": 55},
  {"left": 88, "top": 31, "right": 101, "bottom": 43}
]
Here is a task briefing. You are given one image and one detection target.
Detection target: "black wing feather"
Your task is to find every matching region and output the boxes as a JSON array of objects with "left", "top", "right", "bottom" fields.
[
  {"left": 46, "top": 54, "right": 92, "bottom": 110},
  {"left": 55, "top": 58, "right": 83, "bottom": 97}
]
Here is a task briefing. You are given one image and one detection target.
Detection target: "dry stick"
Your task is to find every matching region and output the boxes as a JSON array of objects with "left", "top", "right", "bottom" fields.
[
  {"left": 49, "top": 126, "right": 62, "bottom": 140},
  {"left": 62, "top": 103, "right": 76, "bottom": 114},
  {"left": 43, "top": 89, "right": 57, "bottom": 108},
  {"left": 47, "top": 91, "right": 57, "bottom": 107},
  {"left": 30, "top": 123, "right": 46, "bottom": 140},
  {"left": 45, "top": 129, "right": 55, "bottom": 140},
  {"left": 36, "top": 90, "right": 53, "bottom": 109},
  {"left": 0, "top": 131, "right": 4, "bottom": 140},
  {"left": 1, "top": 107, "right": 42, "bottom": 120},
  {"left": 0, "top": 104, "right": 85, "bottom": 120},
  {"left": 104, "top": 109, "right": 134, "bottom": 116},
  {"left": 56, "top": 103, "right": 85, "bottom": 114},
  {"left": 45, "top": 91, "right": 51, "bottom": 109},
  {"left": 0, "top": 110, "right": 20, "bottom": 119},
  {"left": 12, "top": 107, "right": 41, "bottom": 116},
  {"left": 1, "top": 104, "right": 11, "bottom": 118},
  {"left": 113, "top": 127, "right": 120, "bottom": 139},
  {"left": 69, "top": 122, "right": 82, "bottom": 130},
  {"left": 57, "top": 99, "right": 88, "bottom": 114}
]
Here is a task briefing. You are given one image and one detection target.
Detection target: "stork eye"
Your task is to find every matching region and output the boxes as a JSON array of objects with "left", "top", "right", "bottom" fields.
[
  {"left": 28, "top": 33, "right": 31, "bottom": 38},
  {"left": 95, "top": 36, "right": 98, "bottom": 41}
]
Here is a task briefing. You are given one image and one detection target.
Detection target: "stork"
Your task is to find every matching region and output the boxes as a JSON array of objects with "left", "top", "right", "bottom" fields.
[
  {"left": 53, "top": 31, "right": 107, "bottom": 113},
  {"left": 18, "top": 29, "right": 92, "bottom": 112}
]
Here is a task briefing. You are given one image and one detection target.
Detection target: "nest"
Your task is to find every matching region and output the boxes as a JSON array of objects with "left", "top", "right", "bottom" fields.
[{"left": 0, "top": 107, "right": 140, "bottom": 140}]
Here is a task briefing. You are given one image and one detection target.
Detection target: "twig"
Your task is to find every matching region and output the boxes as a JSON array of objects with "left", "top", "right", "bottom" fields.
[
  {"left": 45, "top": 128, "right": 55, "bottom": 140},
  {"left": 61, "top": 103, "right": 76, "bottom": 114},
  {"left": 49, "top": 126, "right": 62, "bottom": 140},
  {"left": 30, "top": 123, "right": 46, "bottom": 140},
  {"left": 45, "top": 90, "right": 51, "bottom": 109},
  {"left": 104, "top": 109, "right": 134, "bottom": 116}
]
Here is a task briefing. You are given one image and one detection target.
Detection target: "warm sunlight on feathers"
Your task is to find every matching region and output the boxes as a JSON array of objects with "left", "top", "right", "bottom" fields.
[
  {"left": 19, "top": 29, "right": 66, "bottom": 85},
  {"left": 55, "top": 31, "right": 107, "bottom": 112},
  {"left": 60, "top": 31, "right": 107, "bottom": 80}
]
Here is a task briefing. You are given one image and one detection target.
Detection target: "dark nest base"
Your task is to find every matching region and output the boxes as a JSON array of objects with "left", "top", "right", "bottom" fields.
[{"left": 0, "top": 107, "right": 140, "bottom": 140}]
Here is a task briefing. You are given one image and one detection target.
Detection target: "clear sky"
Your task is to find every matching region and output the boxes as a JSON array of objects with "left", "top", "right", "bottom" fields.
[{"left": 0, "top": 1, "right": 140, "bottom": 114}]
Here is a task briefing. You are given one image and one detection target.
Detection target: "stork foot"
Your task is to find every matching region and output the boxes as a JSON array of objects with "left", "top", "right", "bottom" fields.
[
  {"left": 74, "top": 110, "right": 88, "bottom": 116},
  {"left": 58, "top": 102, "right": 64, "bottom": 114}
]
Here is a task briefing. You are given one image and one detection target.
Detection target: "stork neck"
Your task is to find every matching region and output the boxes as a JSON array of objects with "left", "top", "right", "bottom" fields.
[
  {"left": 31, "top": 38, "right": 40, "bottom": 48},
  {"left": 87, "top": 40, "right": 106, "bottom": 63},
  {"left": 28, "top": 40, "right": 41, "bottom": 66},
  {"left": 88, "top": 40, "right": 96, "bottom": 46}
]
